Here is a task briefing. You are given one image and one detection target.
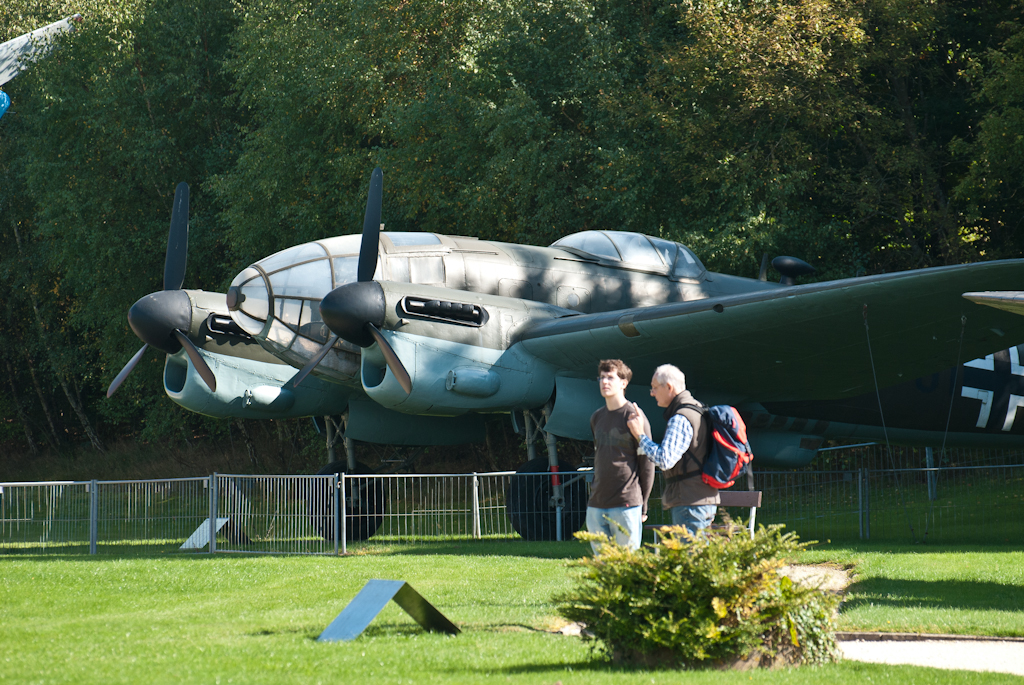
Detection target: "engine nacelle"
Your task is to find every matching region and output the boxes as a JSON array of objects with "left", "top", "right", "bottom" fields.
[
  {"left": 358, "top": 282, "right": 573, "bottom": 415},
  {"left": 164, "top": 348, "right": 349, "bottom": 419}
]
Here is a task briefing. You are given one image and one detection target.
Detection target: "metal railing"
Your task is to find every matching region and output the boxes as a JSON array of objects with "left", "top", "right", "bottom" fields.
[
  {"left": 0, "top": 481, "right": 90, "bottom": 553},
  {"left": 3, "top": 456, "right": 1022, "bottom": 555},
  {"left": 0, "top": 474, "right": 340, "bottom": 555},
  {"left": 94, "top": 477, "right": 210, "bottom": 553},
  {"left": 214, "top": 474, "right": 339, "bottom": 555},
  {"left": 343, "top": 472, "right": 518, "bottom": 543},
  {"left": 746, "top": 463, "right": 1024, "bottom": 544}
]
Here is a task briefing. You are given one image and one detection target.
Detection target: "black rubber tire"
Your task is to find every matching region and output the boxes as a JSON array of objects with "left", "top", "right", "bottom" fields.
[
  {"left": 506, "top": 457, "right": 587, "bottom": 541},
  {"left": 310, "top": 460, "right": 386, "bottom": 542}
]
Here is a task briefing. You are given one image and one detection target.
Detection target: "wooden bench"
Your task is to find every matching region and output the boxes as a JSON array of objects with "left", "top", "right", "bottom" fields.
[{"left": 645, "top": 490, "right": 762, "bottom": 542}]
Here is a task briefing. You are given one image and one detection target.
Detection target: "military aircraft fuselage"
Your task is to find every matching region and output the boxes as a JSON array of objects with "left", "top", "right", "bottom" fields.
[
  {"left": 224, "top": 231, "right": 779, "bottom": 389},
  {"left": 760, "top": 345, "right": 1024, "bottom": 446},
  {"left": 125, "top": 199, "right": 1024, "bottom": 466},
  {"left": 160, "top": 228, "right": 1016, "bottom": 467},
  {"left": 109, "top": 175, "right": 1024, "bottom": 546},
  {"left": 158, "top": 289, "right": 351, "bottom": 419}
]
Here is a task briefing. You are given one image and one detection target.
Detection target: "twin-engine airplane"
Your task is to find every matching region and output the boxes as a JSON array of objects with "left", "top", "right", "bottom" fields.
[{"left": 108, "top": 169, "right": 1024, "bottom": 539}]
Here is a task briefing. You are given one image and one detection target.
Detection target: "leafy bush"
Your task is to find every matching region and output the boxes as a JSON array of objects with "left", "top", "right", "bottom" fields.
[{"left": 555, "top": 524, "right": 840, "bottom": 669}]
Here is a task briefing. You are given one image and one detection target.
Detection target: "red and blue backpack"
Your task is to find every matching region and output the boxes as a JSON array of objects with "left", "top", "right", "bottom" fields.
[{"left": 682, "top": 403, "right": 754, "bottom": 489}]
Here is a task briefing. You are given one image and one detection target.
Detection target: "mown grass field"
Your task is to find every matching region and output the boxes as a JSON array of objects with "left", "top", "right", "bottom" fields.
[
  {"left": 2, "top": 540, "right": 1023, "bottom": 684},
  {"left": 806, "top": 543, "right": 1024, "bottom": 637}
]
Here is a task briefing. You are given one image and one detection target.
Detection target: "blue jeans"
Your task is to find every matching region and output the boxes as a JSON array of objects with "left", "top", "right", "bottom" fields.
[
  {"left": 671, "top": 504, "right": 718, "bottom": 536},
  {"left": 586, "top": 505, "right": 642, "bottom": 553}
]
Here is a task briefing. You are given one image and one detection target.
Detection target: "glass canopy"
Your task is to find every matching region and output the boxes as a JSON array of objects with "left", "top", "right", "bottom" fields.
[
  {"left": 226, "top": 233, "right": 444, "bottom": 354},
  {"left": 550, "top": 231, "right": 705, "bottom": 280}
]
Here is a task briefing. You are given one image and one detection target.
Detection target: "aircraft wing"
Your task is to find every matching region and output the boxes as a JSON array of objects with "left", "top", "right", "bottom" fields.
[
  {"left": 963, "top": 291, "right": 1024, "bottom": 317},
  {"left": 517, "top": 259, "right": 1024, "bottom": 404},
  {"left": 0, "top": 15, "right": 81, "bottom": 87}
]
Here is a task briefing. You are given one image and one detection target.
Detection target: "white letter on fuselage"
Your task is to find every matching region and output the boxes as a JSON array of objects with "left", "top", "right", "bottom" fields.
[
  {"left": 1003, "top": 394, "right": 1024, "bottom": 432},
  {"left": 960, "top": 386, "right": 993, "bottom": 428}
]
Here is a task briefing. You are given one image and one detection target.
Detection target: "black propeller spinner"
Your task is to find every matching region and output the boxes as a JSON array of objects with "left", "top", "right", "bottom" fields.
[
  {"left": 289, "top": 168, "right": 413, "bottom": 394},
  {"left": 106, "top": 183, "right": 217, "bottom": 398}
]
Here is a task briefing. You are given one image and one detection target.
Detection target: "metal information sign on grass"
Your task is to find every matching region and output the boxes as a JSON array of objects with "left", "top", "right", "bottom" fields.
[
  {"left": 317, "top": 579, "right": 460, "bottom": 642},
  {"left": 180, "top": 518, "right": 231, "bottom": 550}
]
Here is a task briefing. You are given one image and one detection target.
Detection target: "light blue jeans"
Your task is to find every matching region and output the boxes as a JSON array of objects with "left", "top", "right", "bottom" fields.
[
  {"left": 586, "top": 505, "right": 643, "bottom": 553},
  {"left": 671, "top": 504, "right": 718, "bottom": 536}
]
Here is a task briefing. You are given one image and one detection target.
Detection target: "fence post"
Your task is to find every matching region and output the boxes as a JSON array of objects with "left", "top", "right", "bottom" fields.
[
  {"left": 340, "top": 474, "right": 347, "bottom": 555},
  {"left": 863, "top": 467, "right": 870, "bottom": 540},
  {"left": 89, "top": 480, "right": 98, "bottom": 555},
  {"left": 471, "top": 473, "right": 481, "bottom": 539},
  {"left": 333, "top": 474, "right": 339, "bottom": 556},
  {"left": 209, "top": 473, "right": 218, "bottom": 555},
  {"left": 858, "top": 469, "right": 863, "bottom": 540},
  {"left": 926, "top": 447, "right": 937, "bottom": 501}
]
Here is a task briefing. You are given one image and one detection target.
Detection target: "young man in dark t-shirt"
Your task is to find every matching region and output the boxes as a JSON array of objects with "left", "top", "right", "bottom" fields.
[{"left": 587, "top": 359, "right": 654, "bottom": 552}]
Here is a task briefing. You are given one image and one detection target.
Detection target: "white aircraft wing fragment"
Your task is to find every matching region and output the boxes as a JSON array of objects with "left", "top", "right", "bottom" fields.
[{"left": 0, "top": 14, "right": 82, "bottom": 87}]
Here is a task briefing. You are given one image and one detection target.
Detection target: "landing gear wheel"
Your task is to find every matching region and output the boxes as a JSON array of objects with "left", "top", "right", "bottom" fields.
[
  {"left": 311, "top": 460, "right": 386, "bottom": 542},
  {"left": 506, "top": 457, "right": 587, "bottom": 541}
]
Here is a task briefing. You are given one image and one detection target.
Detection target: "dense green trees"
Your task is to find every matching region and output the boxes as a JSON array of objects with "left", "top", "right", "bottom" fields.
[
  {"left": 955, "top": 19, "right": 1024, "bottom": 256},
  {"left": 1, "top": 0, "right": 240, "bottom": 452},
  {"left": 1, "top": 0, "right": 1022, "bottom": 462}
]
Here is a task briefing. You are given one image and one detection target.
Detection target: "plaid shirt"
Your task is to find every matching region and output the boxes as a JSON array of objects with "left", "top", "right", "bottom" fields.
[{"left": 638, "top": 414, "right": 693, "bottom": 470}]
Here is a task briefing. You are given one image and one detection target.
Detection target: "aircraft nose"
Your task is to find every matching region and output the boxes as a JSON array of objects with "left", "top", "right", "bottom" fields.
[
  {"left": 319, "top": 281, "right": 386, "bottom": 348},
  {"left": 227, "top": 266, "right": 270, "bottom": 336},
  {"left": 127, "top": 290, "right": 192, "bottom": 354}
]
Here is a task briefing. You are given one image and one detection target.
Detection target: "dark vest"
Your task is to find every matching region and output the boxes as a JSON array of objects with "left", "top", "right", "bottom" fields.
[
  {"left": 660, "top": 390, "right": 720, "bottom": 508},
  {"left": 662, "top": 390, "right": 708, "bottom": 483}
]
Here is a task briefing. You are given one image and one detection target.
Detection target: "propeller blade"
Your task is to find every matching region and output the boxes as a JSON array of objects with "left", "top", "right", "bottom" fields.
[
  {"left": 171, "top": 329, "right": 217, "bottom": 392},
  {"left": 288, "top": 335, "right": 338, "bottom": 390},
  {"left": 366, "top": 323, "right": 412, "bottom": 394},
  {"left": 357, "top": 167, "right": 383, "bottom": 282},
  {"left": 106, "top": 344, "right": 149, "bottom": 398},
  {"left": 164, "top": 182, "right": 190, "bottom": 291}
]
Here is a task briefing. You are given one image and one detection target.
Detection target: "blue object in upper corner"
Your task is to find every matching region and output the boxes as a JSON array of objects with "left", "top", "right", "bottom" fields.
[{"left": 0, "top": 91, "right": 9, "bottom": 121}]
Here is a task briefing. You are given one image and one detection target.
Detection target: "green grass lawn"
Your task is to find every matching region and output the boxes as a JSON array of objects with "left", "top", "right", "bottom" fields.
[
  {"left": 802, "top": 543, "right": 1024, "bottom": 637},
  {"left": 2, "top": 540, "right": 1023, "bottom": 684}
]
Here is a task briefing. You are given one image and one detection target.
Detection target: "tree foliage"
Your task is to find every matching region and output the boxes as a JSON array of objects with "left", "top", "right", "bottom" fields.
[{"left": 1, "top": 0, "right": 1022, "bottom": 461}]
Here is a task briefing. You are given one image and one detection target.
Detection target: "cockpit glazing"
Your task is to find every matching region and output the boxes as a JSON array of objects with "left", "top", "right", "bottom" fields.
[{"left": 549, "top": 230, "right": 705, "bottom": 280}]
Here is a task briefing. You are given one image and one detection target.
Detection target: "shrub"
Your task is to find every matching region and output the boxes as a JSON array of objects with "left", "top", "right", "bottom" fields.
[{"left": 554, "top": 524, "right": 840, "bottom": 669}]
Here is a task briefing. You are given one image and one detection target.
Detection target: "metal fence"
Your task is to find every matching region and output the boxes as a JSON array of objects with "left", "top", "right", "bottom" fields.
[
  {"left": 214, "top": 475, "right": 339, "bottom": 555},
  {"left": 746, "top": 444, "right": 1024, "bottom": 544},
  {"left": 3, "top": 446, "right": 1022, "bottom": 555},
  {"left": 0, "top": 481, "right": 90, "bottom": 553},
  {"left": 342, "top": 472, "right": 518, "bottom": 542},
  {"left": 0, "top": 472, "right": 522, "bottom": 555},
  {"left": 0, "top": 475, "right": 340, "bottom": 556}
]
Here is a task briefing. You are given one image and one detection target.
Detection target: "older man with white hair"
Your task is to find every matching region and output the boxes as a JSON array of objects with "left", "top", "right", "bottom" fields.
[{"left": 626, "top": 364, "right": 720, "bottom": 535}]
